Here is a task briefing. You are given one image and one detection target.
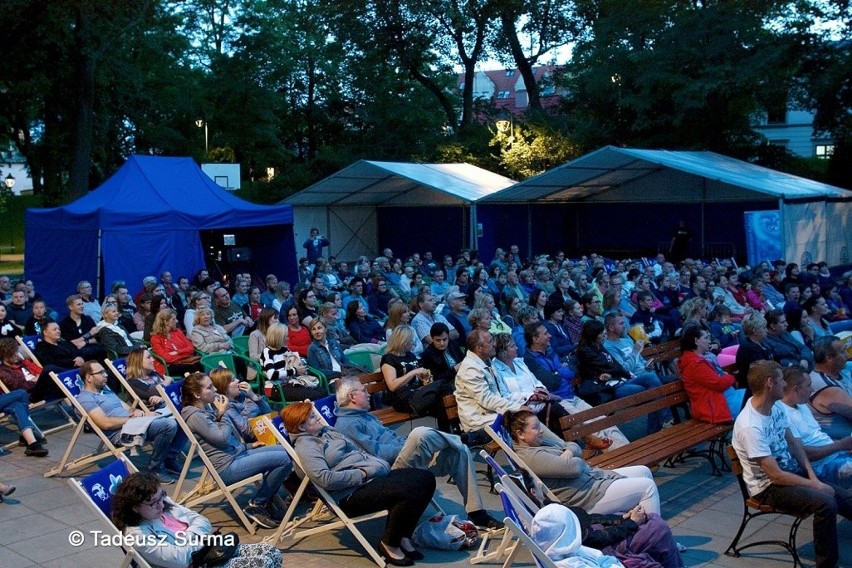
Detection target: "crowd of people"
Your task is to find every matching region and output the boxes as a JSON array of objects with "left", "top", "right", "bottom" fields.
[{"left": 2, "top": 237, "right": 852, "bottom": 567}]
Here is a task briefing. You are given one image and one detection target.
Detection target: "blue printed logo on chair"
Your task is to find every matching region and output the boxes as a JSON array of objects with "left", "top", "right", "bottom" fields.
[
  {"left": 315, "top": 396, "right": 336, "bottom": 426},
  {"left": 60, "top": 372, "right": 85, "bottom": 395},
  {"left": 82, "top": 460, "right": 130, "bottom": 516},
  {"left": 114, "top": 359, "right": 127, "bottom": 376}
]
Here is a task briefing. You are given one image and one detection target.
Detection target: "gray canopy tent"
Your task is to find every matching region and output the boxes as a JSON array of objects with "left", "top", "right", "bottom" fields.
[
  {"left": 284, "top": 160, "right": 515, "bottom": 261},
  {"left": 477, "top": 146, "right": 851, "bottom": 265}
]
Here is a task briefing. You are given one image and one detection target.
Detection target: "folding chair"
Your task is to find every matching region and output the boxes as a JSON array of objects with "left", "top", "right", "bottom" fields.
[
  {"left": 200, "top": 353, "right": 267, "bottom": 390},
  {"left": 67, "top": 456, "right": 152, "bottom": 568},
  {"left": 16, "top": 335, "right": 41, "bottom": 366},
  {"left": 495, "top": 482, "right": 557, "bottom": 568},
  {"left": 104, "top": 357, "right": 151, "bottom": 412},
  {"left": 45, "top": 369, "right": 135, "bottom": 478},
  {"left": 0, "top": 377, "right": 76, "bottom": 447},
  {"left": 155, "top": 381, "right": 266, "bottom": 534},
  {"left": 258, "top": 414, "right": 389, "bottom": 567}
]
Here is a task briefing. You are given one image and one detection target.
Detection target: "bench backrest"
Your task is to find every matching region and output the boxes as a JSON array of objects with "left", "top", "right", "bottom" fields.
[
  {"left": 359, "top": 372, "right": 388, "bottom": 409},
  {"left": 559, "top": 380, "right": 689, "bottom": 441}
]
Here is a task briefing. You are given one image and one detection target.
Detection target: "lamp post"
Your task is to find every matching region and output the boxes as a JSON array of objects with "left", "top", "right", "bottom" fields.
[
  {"left": 195, "top": 119, "right": 208, "bottom": 156},
  {"left": 4, "top": 173, "right": 15, "bottom": 192}
]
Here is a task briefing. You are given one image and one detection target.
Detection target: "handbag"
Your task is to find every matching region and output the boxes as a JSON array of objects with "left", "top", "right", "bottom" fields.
[
  {"left": 576, "top": 378, "right": 616, "bottom": 405},
  {"left": 190, "top": 531, "right": 239, "bottom": 568}
]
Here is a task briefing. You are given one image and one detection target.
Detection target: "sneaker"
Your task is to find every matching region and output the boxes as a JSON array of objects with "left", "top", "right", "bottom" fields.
[
  {"left": 468, "top": 509, "right": 504, "bottom": 530},
  {"left": 24, "top": 442, "right": 49, "bottom": 457},
  {"left": 265, "top": 501, "right": 285, "bottom": 523},
  {"left": 676, "top": 542, "right": 687, "bottom": 552},
  {"left": 246, "top": 503, "right": 278, "bottom": 529}
]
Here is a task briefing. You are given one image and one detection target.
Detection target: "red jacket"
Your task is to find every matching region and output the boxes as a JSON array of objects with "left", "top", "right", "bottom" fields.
[
  {"left": 151, "top": 330, "right": 196, "bottom": 375},
  {"left": 677, "top": 350, "right": 736, "bottom": 424}
]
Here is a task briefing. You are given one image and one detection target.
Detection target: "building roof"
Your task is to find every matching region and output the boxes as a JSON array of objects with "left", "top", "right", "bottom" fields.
[
  {"left": 480, "top": 146, "right": 851, "bottom": 204},
  {"left": 284, "top": 160, "right": 516, "bottom": 207}
]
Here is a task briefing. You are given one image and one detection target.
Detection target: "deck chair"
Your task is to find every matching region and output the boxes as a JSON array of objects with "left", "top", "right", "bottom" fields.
[
  {"left": 258, "top": 414, "right": 389, "bottom": 567},
  {"left": 155, "top": 381, "right": 266, "bottom": 534},
  {"left": 0, "top": 376, "right": 76, "bottom": 448},
  {"left": 67, "top": 457, "right": 152, "bottom": 568},
  {"left": 104, "top": 357, "right": 151, "bottom": 412},
  {"left": 17, "top": 334, "right": 41, "bottom": 366},
  {"left": 495, "top": 481, "right": 558, "bottom": 568},
  {"left": 484, "top": 415, "right": 562, "bottom": 503},
  {"left": 45, "top": 369, "right": 138, "bottom": 478}
]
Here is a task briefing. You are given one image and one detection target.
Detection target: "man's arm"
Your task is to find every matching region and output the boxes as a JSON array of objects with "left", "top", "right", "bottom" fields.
[
  {"left": 86, "top": 403, "right": 140, "bottom": 431},
  {"left": 803, "top": 436, "right": 852, "bottom": 462},
  {"left": 812, "top": 388, "right": 852, "bottom": 420}
]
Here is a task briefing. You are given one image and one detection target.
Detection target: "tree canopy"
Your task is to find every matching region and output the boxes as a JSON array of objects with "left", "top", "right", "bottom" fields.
[{"left": 1, "top": 0, "right": 848, "bottom": 206}]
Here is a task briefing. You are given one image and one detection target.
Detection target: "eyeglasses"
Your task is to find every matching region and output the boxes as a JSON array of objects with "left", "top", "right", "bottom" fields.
[
  {"left": 87, "top": 370, "right": 108, "bottom": 377},
  {"left": 142, "top": 491, "right": 166, "bottom": 507}
]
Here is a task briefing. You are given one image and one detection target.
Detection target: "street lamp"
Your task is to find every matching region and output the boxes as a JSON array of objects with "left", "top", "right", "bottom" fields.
[
  {"left": 496, "top": 110, "right": 514, "bottom": 139},
  {"left": 195, "top": 119, "right": 209, "bottom": 156},
  {"left": 4, "top": 173, "right": 15, "bottom": 192}
]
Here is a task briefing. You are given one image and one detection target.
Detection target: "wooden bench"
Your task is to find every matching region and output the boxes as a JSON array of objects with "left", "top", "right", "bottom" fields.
[
  {"left": 359, "top": 371, "right": 418, "bottom": 427},
  {"left": 640, "top": 339, "right": 682, "bottom": 377},
  {"left": 559, "top": 380, "right": 732, "bottom": 475}
]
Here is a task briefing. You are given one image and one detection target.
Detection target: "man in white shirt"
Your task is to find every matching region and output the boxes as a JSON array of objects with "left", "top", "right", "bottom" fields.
[
  {"left": 733, "top": 359, "right": 852, "bottom": 568},
  {"left": 780, "top": 366, "right": 852, "bottom": 486}
]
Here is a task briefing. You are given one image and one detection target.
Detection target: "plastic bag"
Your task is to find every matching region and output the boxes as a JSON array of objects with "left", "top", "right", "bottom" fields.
[{"left": 412, "top": 514, "right": 479, "bottom": 550}]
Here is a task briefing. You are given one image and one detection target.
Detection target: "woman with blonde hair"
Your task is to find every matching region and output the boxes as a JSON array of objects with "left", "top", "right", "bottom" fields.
[
  {"left": 189, "top": 307, "right": 233, "bottom": 354},
  {"left": 210, "top": 367, "right": 272, "bottom": 441},
  {"left": 380, "top": 324, "right": 444, "bottom": 418},
  {"left": 150, "top": 309, "right": 202, "bottom": 376},
  {"left": 125, "top": 347, "right": 173, "bottom": 410},
  {"left": 183, "top": 291, "right": 209, "bottom": 335},
  {"left": 262, "top": 323, "right": 327, "bottom": 401},
  {"left": 96, "top": 302, "right": 146, "bottom": 356},
  {"left": 384, "top": 299, "right": 423, "bottom": 356}
]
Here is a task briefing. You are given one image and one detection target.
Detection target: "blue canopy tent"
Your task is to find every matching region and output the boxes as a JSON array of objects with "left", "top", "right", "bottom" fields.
[{"left": 26, "top": 155, "right": 296, "bottom": 314}]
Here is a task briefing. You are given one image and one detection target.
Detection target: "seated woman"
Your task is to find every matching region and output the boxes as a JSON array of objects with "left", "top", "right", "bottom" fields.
[
  {"left": 180, "top": 372, "right": 293, "bottom": 529},
  {"left": 96, "top": 303, "right": 146, "bottom": 357},
  {"left": 576, "top": 320, "right": 664, "bottom": 433},
  {"left": 124, "top": 347, "right": 173, "bottom": 410},
  {"left": 210, "top": 367, "right": 272, "bottom": 441},
  {"left": 384, "top": 300, "right": 424, "bottom": 357},
  {"left": 241, "top": 286, "right": 264, "bottom": 327},
  {"left": 473, "top": 292, "right": 512, "bottom": 335},
  {"left": 345, "top": 301, "right": 385, "bottom": 344},
  {"left": 284, "top": 305, "right": 311, "bottom": 357},
  {"left": 189, "top": 307, "right": 234, "bottom": 355},
  {"left": 504, "top": 409, "right": 660, "bottom": 516},
  {"left": 0, "top": 337, "right": 63, "bottom": 402},
  {"left": 133, "top": 293, "right": 154, "bottom": 334},
  {"left": 261, "top": 323, "right": 327, "bottom": 401},
  {"left": 0, "top": 304, "right": 20, "bottom": 338},
  {"left": 150, "top": 309, "right": 202, "bottom": 377},
  {"left": 183, "top": 292, "right": 209, "bottom": 336},
  {"left": 112, "top": 470, "right": 282, "bottom": 568},
  {"left": 296, "top": 289, "right": 319, "bottom": 327},
  {"left": 281, "top": 402, "right": 436, "bottom": 566},
  {"left": 247, "top": 308, "right": 278, "bottom": 380},
  {"left": 803, "top": 295, "right": 834, "bottom": 339},
  {"left": 306, "top": 318, "right": 361, "bottom": 381},
  {"left": 381, "top": 324, "right": 444, "bottom": 418},
  {"left": 676, "top": 326, "right": 741, "bottom": 424}
]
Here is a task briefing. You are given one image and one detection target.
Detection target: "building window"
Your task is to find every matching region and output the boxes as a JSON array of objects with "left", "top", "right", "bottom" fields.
[
  {"left": 497, "top": 91, "right": 511, "bottom": 99},
  {"left": 505, "top": 70, "right": 515, "bottom": 77},
  {"left": 815, "top": 144, "right": 834, "bottom": 159}
]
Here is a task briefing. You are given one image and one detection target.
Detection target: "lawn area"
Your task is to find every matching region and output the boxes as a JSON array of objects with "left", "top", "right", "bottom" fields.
[{"left": 0, "top": 194, "right": 41, "bottom": 276}]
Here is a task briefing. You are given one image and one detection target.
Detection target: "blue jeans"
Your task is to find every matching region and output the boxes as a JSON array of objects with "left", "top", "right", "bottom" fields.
[
  {"left": 614, "top": 372, "right": 666, "bottom": 433},
  {"left": 0, "top": 389, "right": 33, "bottom": 432},
  {"left": 145, "top": 417, "right": 182, "bottom": 470},
  {"left": 219, "top": 445, "right": 292, "bottom": 506}
]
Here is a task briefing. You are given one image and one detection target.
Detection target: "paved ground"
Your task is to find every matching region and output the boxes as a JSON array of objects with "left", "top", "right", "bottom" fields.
[{"left": 1, "top": 408, "right": 850, "bottom": 568}]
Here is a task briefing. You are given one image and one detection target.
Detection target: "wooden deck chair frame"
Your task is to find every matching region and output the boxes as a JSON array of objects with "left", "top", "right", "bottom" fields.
[
  {"left": 16, "top": 334, "right": 42, "bottom": 366},
  {"left": 45, "top": 369, "right": 138, "bottom": 478},
  {"left": 495, "top": 481, "right": 558, "bottom": 568},
  {"left": 155, "top": 382, "right": 264, "bottom": 535},
  {"left": 104, "top": 357, "right": 151, "bottom": 413},
  {"left": 258, "top": 414, "right": 389, "bottom": 568},
  {"left": 67, "top": 456, "right": 152, "bottom": 568}
]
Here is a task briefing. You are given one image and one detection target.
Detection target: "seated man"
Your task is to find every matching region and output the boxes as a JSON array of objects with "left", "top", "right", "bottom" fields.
[
  {"left": 334, "top": 376, "right": 503, "bottom": 529},
  {"left": 733, "top": 360, "right": 852, "bottom": 568},
  {"left": 76, "top": 360, "right": 182, "bottom": 482},
  {"left": 260, "top": 274, "right": 279, "bottom": 308},
  {"left": 542, "top": 301, "right": 573, "bottom": 358},
  {"left": 602, "top": 313, "right": 670, "bottom": 384},
  {"left": 454, "top": 329, "right": 566, "bottom": 446},
  {"left": 341, "top": 277, "right": 368, "bottom": 313},
  {"left": 411, "top": 291, "right": 457, "bottom": 347},
  {"left": 580, "top": 292, "right": 603, "bottom": 324},
  {"left": 781, "top": 366, "right": 852, "bottom": 487},
  {"left": 59, "top": 294, "right": 107, "bottom": 361},
  {"left": 764, "top": 309, "right": 814, "bottom": 371},
  {"left": 6, "top": 289, "right": 32, "bottom": 333},
  {"left": 213, "top": 287, "right": 252, "bottom": 338},
  {"left": 808, "top": 336, "right": 852, "bottom": 440},
  {"left": 24, "top": 299, "right": 51, "bottom": 336},
  {"left": 429, "top": 268, "right": 451, "bottom": 303}
]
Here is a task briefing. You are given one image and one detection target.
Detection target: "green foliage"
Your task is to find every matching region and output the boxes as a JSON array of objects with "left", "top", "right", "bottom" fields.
[{"left": 491, "top": 121, "right": 582, "bottom": 179}]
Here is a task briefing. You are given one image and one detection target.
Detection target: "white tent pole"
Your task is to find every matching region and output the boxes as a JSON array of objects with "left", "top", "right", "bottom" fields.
[{"left": 779, "top": 198, "right": 786, "bottom": 264}]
